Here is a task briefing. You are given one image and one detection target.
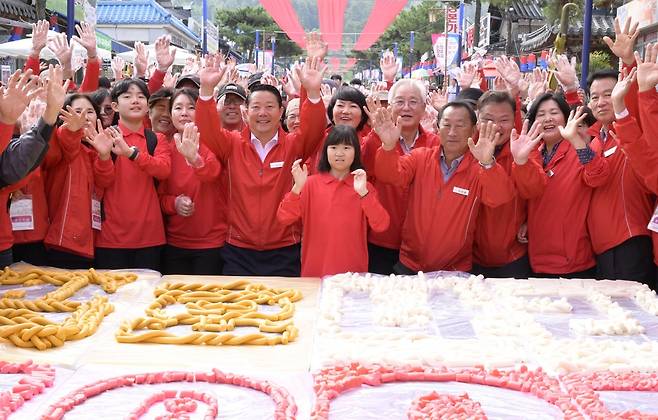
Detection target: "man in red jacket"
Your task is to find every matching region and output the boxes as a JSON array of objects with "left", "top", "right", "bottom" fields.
[
  {"left": 586, "top": 18, "right": 654, "bottom": 283},
  {"left": 195, "top": 54, "right": 328, "bottom": 276},
  {"left": 373, "top": 102, "right": 515, "bottom": 273}
]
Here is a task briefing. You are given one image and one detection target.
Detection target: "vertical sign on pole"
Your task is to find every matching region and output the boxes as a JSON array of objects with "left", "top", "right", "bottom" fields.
[
  {"left": 255, "top": 30, "right": 260, "bottom": 68},
  {"left": 202, "top": 0, "right": 208, "bottom": 54}
]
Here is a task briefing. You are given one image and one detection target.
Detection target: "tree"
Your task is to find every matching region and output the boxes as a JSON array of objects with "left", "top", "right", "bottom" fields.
[
  {"left": 214, "top": 6, "right": 303, "bottom": 62},
  {"left": 352, "top": 0, "right": 442, "bottom": 69}
]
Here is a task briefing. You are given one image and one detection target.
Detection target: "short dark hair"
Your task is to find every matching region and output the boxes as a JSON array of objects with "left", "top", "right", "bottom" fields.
[
  {"left": 456, "top": 88, "right": 484, "bottom": 109},
  {"left": 439, "top": 101, "right": 477, "bottom": 126},
  {"left": 98, "top": 76, "right": 112, "bottom": 89},
  {"left": 170, "top": 88, "right": 199, "bottom": 112},
  {"left": 478, "top": 90, "right": 516, "bottom": 113},
  {"left": 247, "top": 84, "right": 283, "bottom": 108},
  {"left": 330, "top": 74, "right": 342, "bottom": 82},
  {"left": 89, "top": 88, "right": 111, "bottom": 107},
  {"left": 110, "top": 78, "right": 150, "bottom": 102},
  {"left": 57, "top": 93, "right": 100, "bottom": 127},
  {"left": 349, "top": 78, "right": 363, "bottom": 86},
  {"left": 526, "top": 92, "right": 570, "bottom": 127},
  {"left": 148, "top": 87, "right": 174, "bottom": 109},
  {"left": 327, "top": 86, "right": 368, "bottom": 132},
  {"left": 587, "top": 69, "right": 618, "bottom": 94},
  {"left": 317, "top": 125, "right": 363, "bottom": 173}
]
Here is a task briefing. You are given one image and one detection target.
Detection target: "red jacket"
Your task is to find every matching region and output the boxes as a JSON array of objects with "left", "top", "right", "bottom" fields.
[
  {"left": 614, "top": 113, "right": 658, "bottom": 265},
  {"left": 513, "top": 141, "right": 610, "bottom": 274},
  {"left": 195, "top": 95, "right": 327, "bottom": 251},
  {"left": 473, "top": 143, "right": 530, "bottom": 268},
  {"left": 158, "top": 142, "right": 227, "bottom": 249},
  {"left": 277, "top": 173, "right": 389, "bottom": 276},
  {"left": 95, "top": 122, "right": 171, "bottom": 249},
  {"left": 375, "top": 146, "right": 515, "bottom": 272},
  {"left": 361, "top": 126, "right": 439, "bottom": 249},
  {"left": 42, "top": 127, "right": 112, "bottom": 258},
  {"left": 24, "top": 56, "right": 100, "bottom": 93}
]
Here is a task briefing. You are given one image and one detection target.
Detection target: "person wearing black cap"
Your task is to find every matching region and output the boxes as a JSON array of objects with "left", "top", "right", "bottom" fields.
[
  {"left": 455, "top": 88, "right": 484, "bottom": 110},
  {"left": 176, "top": 74, "right": 201, "bottom": 90},
  {"left": 247, "top": 72, "right": 264, "bottom": 92},
  {"left": 216, "top": 83, "right": 246, "bottom": 132},
  {"left": 148, "top": 88, "right": 174, "bottom": 136}
]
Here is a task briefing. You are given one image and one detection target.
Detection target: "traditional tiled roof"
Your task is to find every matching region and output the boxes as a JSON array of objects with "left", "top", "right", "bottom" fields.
[
  {"left": 0, "top": 0, "right": 36, "bottom": 20},
  {"left": 509, "top": 0, "right": 544, "bottom": 20},
  {"left": 519, "top": 14, "right": 615, "bottom": 52},
  {"left": 97, "top": 0, "right": 200, "bottom": 43}
]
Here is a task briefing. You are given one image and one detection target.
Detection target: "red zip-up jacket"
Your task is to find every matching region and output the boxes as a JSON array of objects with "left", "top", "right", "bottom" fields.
[
  {"left": 41, "top": 127, "right": 113, "bottom": 258},
  {"left": 158, "top": 142, "right": 227, "bottom": 249},
  {"left": 512, "top": 141, "right": 610, "bottom": 274},
  {"left": 614, "top": 110, "right": 658, "bottom": 265},
  {"left": 277, "top": 173, "right": 390, "bottom": 277},
  {"left": 195, "top": 95, "right": 327, "bottom": 251},
  {"left": 375, "top": 146, "right": 515, "bottom": 272},
  {"left": 361, "top": 126, "right": 439, "bottom": 249},
  {"left": 95, "top": 122, "right": 171, "bottom": 248}
]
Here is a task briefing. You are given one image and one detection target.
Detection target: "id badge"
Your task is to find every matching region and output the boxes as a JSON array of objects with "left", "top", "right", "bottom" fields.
[
  {"left": 9, "top": 194, "right": 34, "bottom": 231},
  {"left": 647, "top": 205, "right": 658, "bottom": 233},
  {"left": 92, "top": 194, "right": 102, "bottom": 231}
]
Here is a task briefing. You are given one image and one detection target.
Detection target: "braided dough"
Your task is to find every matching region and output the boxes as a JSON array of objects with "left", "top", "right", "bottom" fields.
[
  {"left": 116, "top": 280, "right": 303, "bottom": 346},
  {"left": 0, "top": 267, "right": 137, "bottom": 350}
]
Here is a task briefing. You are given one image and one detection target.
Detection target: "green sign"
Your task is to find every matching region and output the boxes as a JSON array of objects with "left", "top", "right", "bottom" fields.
[
  {"left": 47, "top": 0, "right": 85, "bottom": 21},
  {"left": 96, "top": 30, "right": 112, "bottom": 51}
]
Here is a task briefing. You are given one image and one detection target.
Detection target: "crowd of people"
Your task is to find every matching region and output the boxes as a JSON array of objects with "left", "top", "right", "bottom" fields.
[{"left": 0, "top": 18, "right": 657, "bottom": 288}]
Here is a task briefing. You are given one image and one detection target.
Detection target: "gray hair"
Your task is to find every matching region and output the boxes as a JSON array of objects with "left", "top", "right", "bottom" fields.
[{"left": 388, "top": 78, "right": 427, "bottom": 103}]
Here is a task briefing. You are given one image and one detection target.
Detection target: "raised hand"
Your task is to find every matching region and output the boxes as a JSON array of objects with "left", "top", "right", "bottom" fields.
[
  {"left": 510, "top": 120, "right": 543, "bottom": 165},
  {"left": 261, "top": 73, "right": 278, "bottom": 87},
  {"left": 291, "top": 158, "right": 308, "bottom": 194},
  {"left": 30, "top": 20, "right": 49, "bottom": 58},
  {"left": 611, "top": 66, "right": 637, "bottom": 114},
  {"left": 603, "top": 17, "right": 639, "bottom": 65},
  {"left": 47, "top": 33, "right": 73, "bottom": 78},
  {"left": 420, "top": 105, "right": 439, "bottom": 134},
  {"left": 380, "top": 51, "right": 398, "bottom": 82},
  {"left": 60, "top": 105, "right": 89, "bottom": 132},
  {"left": 111, "top": 56, "right": 125, "bottom": 80},
  {"left": 44, "top": 66, "right": 71, "bottom": 124},
  {"left": 527, "top": 68, "right": 548, "bottom": 102},
  {"left": 371, "top": 107, "right": 401, "bottom": 151},
  {"left": 134, "top": 41, "right": 149, "bottom": 77},
  {"left": 155, "top": 35, "right": 177, "bottom": 72},
  {"left": 468, "top": 121, "right": 499, "bottom": 165},
  {"left": 551, "top": 54, "right": 578, "bottom": 91},
  {"left": 321, "top": 83, "right": 335, "bottom": 107},
  {"left": 174, "top": 123, "right": 201, "bottom": 164},
  {"left": 364, "top": 95, "right": 383, "bottom": 125},
  {"left": 493, "top": 75, "right": 506, "bottom": 91},
  {"left": 558, "top": 106, "right": 588, "bottom": 149},
  {"left": 19, "top": 98, "right": 46, "bottom": 134},
  {"left": 458, "top": 62, "right": 478, "bottom": 88},
  {"left": 72, "top": 21, "right": 97, "bottom": 58},
  {"left": 296, "top": 56, "right": 327, "bottom": 100},
  {"left": 0, "top": 69, "right": 43, "bottom": 125},
  {"left": 429, "top": 88, "right": 448, "bottom": 112},
  {"left": 107, "top": 126, "right": 132, "bottom": 157},
  {"left": 84, "top": 119, "right": 114, "bottom": 160},
  {"left": 198, "top": 53, "right": 226, "bottom": 97},
  {"left": 351, "top": 169, "right": 369, "bottom": 197},
  {"left": 305, "top": 32, "right": 328, "bottom": 60},
  {"left": 495, "top": 55, "right": 523, "bottom": 95},
  {"left": 635, "top": 42, "right": 658, "bottom": 92},
  {"left": 163, "top": 71, "right": 179, "bottom": 89}
]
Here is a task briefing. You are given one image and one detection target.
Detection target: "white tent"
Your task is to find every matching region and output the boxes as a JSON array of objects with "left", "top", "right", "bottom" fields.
[
  {"left": 0, "top": 31, "right": 111, "bottom": 60},
  {"left": 117, "top": 44, "right": 195, "bottom": 67}
]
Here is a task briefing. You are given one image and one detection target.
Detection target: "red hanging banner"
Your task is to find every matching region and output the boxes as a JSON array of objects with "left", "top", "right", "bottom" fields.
[
  {"left": 259, "top": 0, "right": 307, "bottom": 48},
  {"left": 353, "top": 0, "right": 407, "bottom": 51},
  {"left": 318, "top": 0, "right": 349, "bottom": 51}
]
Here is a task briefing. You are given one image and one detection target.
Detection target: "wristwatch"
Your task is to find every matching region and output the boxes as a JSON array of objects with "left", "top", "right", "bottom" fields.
[
  {"left": 479, "top": 156, "right": 496, "bottom": 170},
  {"left": 128, "top": 146, "right": 140, "bottom": 161}
]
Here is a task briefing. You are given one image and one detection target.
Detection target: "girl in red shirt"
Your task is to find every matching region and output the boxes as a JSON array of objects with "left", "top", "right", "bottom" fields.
[
  {"left": 277, "top": 125, "right": 389, "bottom": 277},
  {"left": 157, "top": 88, "right": 226, "bottom": 274}
]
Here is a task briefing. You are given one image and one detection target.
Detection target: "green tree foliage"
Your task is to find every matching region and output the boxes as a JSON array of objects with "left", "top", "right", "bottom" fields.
[
  {"left": 214, "top": 6, "right": 303, "bottom": 61},
  {"left": 588, "top": 50, "right": 614, "bottom": 74},
  {"left": 352, "top": 0, "right": 443, "bottom": 67}
]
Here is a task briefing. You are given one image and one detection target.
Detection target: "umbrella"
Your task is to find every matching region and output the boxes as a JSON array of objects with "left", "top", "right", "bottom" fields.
[{"left": 0, "top": 31, "right": 111, "bottom": 60}]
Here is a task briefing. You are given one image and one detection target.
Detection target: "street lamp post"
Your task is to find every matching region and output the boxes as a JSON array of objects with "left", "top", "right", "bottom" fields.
[
  {"left": 271, "top": 35, "right": 276, "bottom": 75},
  {"left": 66, "top": 0, "right": 75, "bottom": 41},
  {"left": 202, "top": 0, "right": 208, "bottom": 54}
]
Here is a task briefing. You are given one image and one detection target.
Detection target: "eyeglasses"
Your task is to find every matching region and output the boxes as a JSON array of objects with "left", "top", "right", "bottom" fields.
[{"left": 392, "top": 99, "right": 422, "bottom": 109}]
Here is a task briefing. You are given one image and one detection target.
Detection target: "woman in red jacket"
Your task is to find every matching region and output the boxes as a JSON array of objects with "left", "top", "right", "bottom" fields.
[
  {"left": 511, "top": 93, "right": 610, "bottom": 278},
  {"left": 277, "top": 125, "right": 389, "bottom": 277},
  {"left": 41, "top": 93, "right": 114, "bottom": 268},
  {"left": 157, "top": 88, "right": 226, "bottom": 274}
]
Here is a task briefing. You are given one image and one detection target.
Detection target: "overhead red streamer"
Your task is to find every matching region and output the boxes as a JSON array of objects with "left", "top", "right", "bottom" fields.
[
  {"left": 343, "top": 58, "right": 357, "bottom": 72},
  {"left": 353, "top": 0, "right": 407, "bottom": 51},
  {"left": 259, "top": 0, "right": 306, "bottom": 48},
  {"left": 329, "top": 57, "right": 342, "bottom": 72},
  {"left": 318, "top": 0, "right": 349, "bottom": 51}
]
